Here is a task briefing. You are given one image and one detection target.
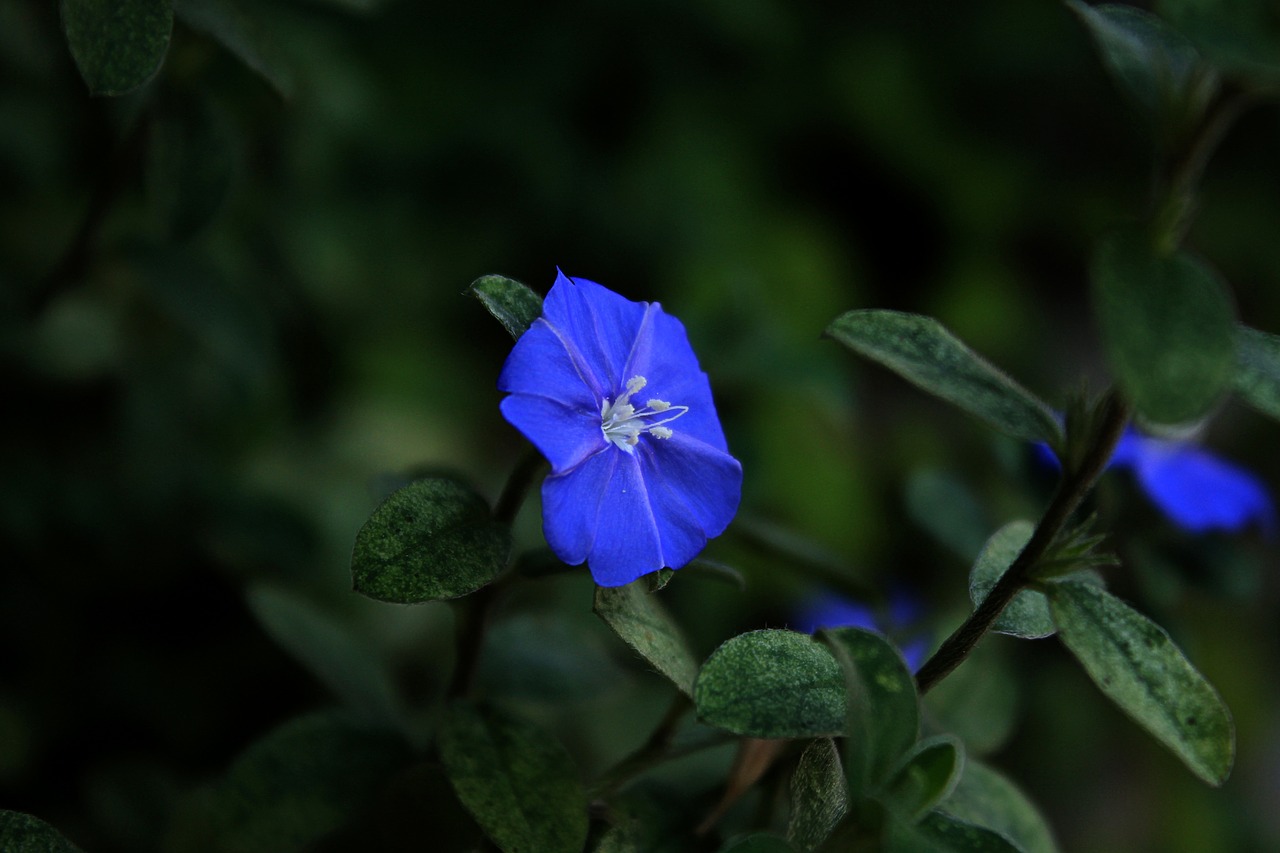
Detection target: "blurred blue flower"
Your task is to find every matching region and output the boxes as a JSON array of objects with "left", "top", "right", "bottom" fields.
[
  {"left": 498, "top": 272, "right": 743, "bottom": 587},
  {"left": 1036, "top": 428, "right": 1273, "bottom": 534},
  {"left": 793, "top": 590, "right": 930, "bottom": 672}
]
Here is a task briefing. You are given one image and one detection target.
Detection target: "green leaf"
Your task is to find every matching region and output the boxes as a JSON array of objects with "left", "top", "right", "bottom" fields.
[
  {"left": 891, "top": 811, "right": 1024, "bottom": 853},
  {"left": 1048, "top": 580, "right": 1234, "bottom": 785},
  {"left": 174, "top": 0, "right": 294, "bottom": 97},
  {"left": 940, "top": 760, "right": 1059, "bottom": 853},
  {"left": 719, "top": 834, "right": 799, "bottom": 853},
  {"left": 245, "top": 583, "right": 402, "bottom": 727},
  {"left": 61, "top": 0, "right": 172, "bottom": 96},
  {"left": 594, "top": 579, "right": 700, "bottom": 697},
  {"left": 0, "top": 810, "right": 84, "bottom": 852},
  {"left": 351, "top": 477, "right": 511, "bottom": 603},
  {"left": 825, "top": 310, "right": 1062, "bottom": 446},
  {"left": 1091, "top": 231, "right": 1236, "bottom": 425},
  {"left": 208, "top": 711, "right": 410, "bottom": 852},
  {"left": 969, "top": 521, "right": 1054, "bottom": 640},
  {"left": 820, "top": 628, "right": 920, "bottom": 788},
  {"left": 1067, "top": 1, "right": 1215, "bottom": 120},
  {"left": 881, "top": 735, "right": 964, "bottom": 821},
  {"left": 1157, "top": 0, "right": 1280, "bottom": 84},
  {"left": 470, "top": 275, "right": 545, "bottom": 340},
  {"left": 1233, "top": 324, "right": 1280, "bottom": 421},
  {"left": 787, "top": 739, "right": 849, "bottom": 852},
  {"left": 438, "top": 701, "right": 589, "bottom": 853},
  {"left": 694, "top": 629, "right": 844, "bottom": 739}
]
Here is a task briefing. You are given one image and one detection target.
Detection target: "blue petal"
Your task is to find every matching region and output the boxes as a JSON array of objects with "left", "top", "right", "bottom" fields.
[
  {"left": 623, "top": 304, "right": 729, "bottom": 452},
  {"left": 542, "top": 272, "right": 649, "bottom": 395},
  {"left": 793, "top": 594, "right": 878, "bottom": 634},
  {"left": 541, "top": 450, "right": 667, "bottom": 586},
  {"left": 642, "top": 433, "right": 742, "bottom": 544},
  {"left": 499, "top": 395, "right": 606, "bottom": 474},
  {"left": 1133, "top": 441, "right": 1274, "bottom": 533},
  {"left": 540, "top": 450, "right": 617, "bottom": 568},
  {"left": 498, "top": 312, "right": 604, "bottom": 403},
  {"left": 1107, "top": 427, "right": 1144, "bottom": 468}
]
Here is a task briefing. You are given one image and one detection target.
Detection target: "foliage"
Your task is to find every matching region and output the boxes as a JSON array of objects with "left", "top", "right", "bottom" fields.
[{"left": 7, "top": 1, "right": 1280, "bottom": 851}]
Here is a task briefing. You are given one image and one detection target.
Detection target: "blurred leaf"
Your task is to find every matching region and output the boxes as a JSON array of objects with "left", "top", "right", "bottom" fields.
[
  {"left": 469, "top": 274, "right": 544, "bottom": 340},
  {"left": 594, "top": 579, "right": 700, "bottom": 697},
  {"left": 245, "top": 583, "right": 402, "bottom": 727},
  {"left": 881, "top": 735, "right": 964, "bottom": 821},
  {"left": 174, "top": 0, "right": 293, "bottom": 96},
  {"left": 888, "top": 811, "right": 1023, "bottom": 852},
  {"left": 1233, "top": 324, "right": 1280, "bottom": 421},
  {"left": 1067, "top": 1, "right": 1215, "bottom": 121},
  {"left": 1091, "top": 231, "right": 1235, "bottom": 425},
  {"left": 904, "top": 469, "right": 989, "bottom": 561},
  {"left": 719, "top": 834, "right": 799, "bottom": 853},
  {"left": 61, "top": 0, "right": 172, "bottom": 96},
  {"left": 820, "top": 627, "right": 920, "bottom": 789},
  {"left": 209, "top": 711, "right": 409, "bottom": 853},
  {"left": 694, "top": 629, "right": 844, "bottom": 739},
  {"left": 148, "top": 95, "right": 234, "bottom": 241},
  {"left": 438, "top": 701, "right": 588, "bottom": 853},
  {"left": 477, "top": 610, "right": 626, "bottom": 702},
  {"left": 351, "top": 477, "right": 511, "bottom": 604},
  {"left": 0, "top": 810, "right": 83, "bottom": 852},
  {"left": 1048, "top": 580, "right": 1234, "bottom": 785},
  {"left": 1157, "top": 0, "right": 1280, "bottom": 83},
  {"left": 969, "top": 521, "right": 1055, "bottom": 640},
  {"left": 924, "top": 646, "right": 1019, "bottom": 757},
  {"left": 825, "top": 310, "right": 1062, "bottom": 446},
  {"left": 787, "top": 738, "right": 848, "bottom": 852},
  {"left": 940, "top": 760, "right": 1059, "bottom": 853}
]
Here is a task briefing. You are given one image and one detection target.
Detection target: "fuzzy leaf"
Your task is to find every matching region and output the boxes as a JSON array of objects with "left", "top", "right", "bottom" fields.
[
  {"left": 594, "top": 579, "right": 700, "bottom": 696},
  {"left": 1091, "top": 231, "right": 1235, "bottom": 425},
  {"left": 881, "top": 735, "right": 964, "bottom": 821},
  {"left": 438, "top": 701, "right": 588, "bottom": 853},
  {"left": 470, "top": 275, "right": 545, "bottom": 340},
  {"left": 1233, "top": 324, "right": 1280, "bottom": 421},
  {"left": 968, "top": 521, "right": 1055, "bottom": 640},
  {"left": 695, "top": 630, "right": 844, "bottom": 739},
  {"left": 820, "top": 627, "right": 920, "bottom": 789},
  {"left": 351, "top": 477, "right": 510, "bottom": 603},
  {"left": 1067, "top": 1, "right": 1213, "bottom": 118},
  {"left": 1049, "top": 580, "right": 1234, "bottom": 785},
  {"left": 825, "top": 310, "right": 1062, "bottom": 445},
  {"left": 0, "top": 811, "right": 84, "bottom": 853},
  {"left": 940, "top": 760, "right": 1059, "bottom": 853},
  {"left": 61, "top": 0, "right": 172, "bottom": 95},
  {"left": 787, "top": 738, "right": 848, "bottom": 852}
]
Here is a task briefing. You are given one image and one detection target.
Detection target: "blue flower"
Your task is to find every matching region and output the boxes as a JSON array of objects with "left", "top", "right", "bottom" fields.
[
  {"left": 793, "top": 589, "right": 930, "bottom": 672},
  {"left": 498, "top": 272, "right": 743, "bottom": 587},
  {"left": 1036, "top": 428, "right": 1273, "bottom": 534}
]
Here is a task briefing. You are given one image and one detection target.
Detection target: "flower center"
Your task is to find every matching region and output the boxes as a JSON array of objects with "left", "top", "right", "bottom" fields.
[{"left": 600, "top": 375, "right": 689, "bottom": 452}]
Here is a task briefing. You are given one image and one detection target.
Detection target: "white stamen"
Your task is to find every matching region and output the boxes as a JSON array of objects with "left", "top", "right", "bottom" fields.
[{"left": 600, "top": 374, "right": 689, "bottom": 452}]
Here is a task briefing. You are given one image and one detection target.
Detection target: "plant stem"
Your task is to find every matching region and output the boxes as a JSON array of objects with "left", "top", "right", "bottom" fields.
[
  {"left": 589, "top": 694, "right": 701, "bottom": 798},
  {"left": 914, "top": 393, "right": 1130, "bottom": 695},
  {"left": 493, "top": 446, "right": 548, "bottom": 525},
  {"left": 446, "top": 447, "right": 547, "bottom": 698}
]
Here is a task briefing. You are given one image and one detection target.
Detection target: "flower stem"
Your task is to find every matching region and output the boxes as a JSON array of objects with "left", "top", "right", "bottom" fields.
[
  {"left": 446, "top": 447, "right": 548, "bottom": 699},
  {"left": 914, "top": 393, "right": 1130, "bottom": 695},
  {"left": 589, "top": 694, "right": 705, "bottom": 798},
  {"left": 493, "top": 446, "right": 548, "bottom": 525}
]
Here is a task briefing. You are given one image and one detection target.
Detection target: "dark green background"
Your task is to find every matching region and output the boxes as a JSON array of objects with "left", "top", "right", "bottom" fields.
[{"left": 4, "top": 1, "right": 1280, "bottom": 850}]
